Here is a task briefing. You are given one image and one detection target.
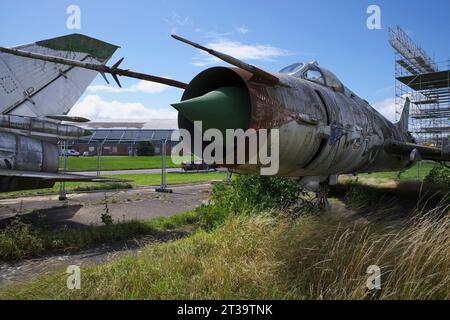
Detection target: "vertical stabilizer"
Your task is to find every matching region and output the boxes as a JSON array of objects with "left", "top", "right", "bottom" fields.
[
  {"left": 0, "top": 34, "right": 119, "bottom": 117},
  {"left": 396, "top": 97, "right": 410, "bottom": 133}
]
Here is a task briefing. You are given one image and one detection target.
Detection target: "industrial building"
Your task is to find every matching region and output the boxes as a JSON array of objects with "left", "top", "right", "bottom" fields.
[
  {"left": 389, "top": 26, "right": 449, "bottom": 148},
  {"left": 70, "top": 119, "right": 179, "bottom": 156}
]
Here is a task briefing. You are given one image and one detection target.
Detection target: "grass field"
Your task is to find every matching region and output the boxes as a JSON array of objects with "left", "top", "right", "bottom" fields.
[
  {"left": 61, "top": 156, "right": 437, "bottom": 179},
  {"left": 1, "top": 162, "right": 440, "bottom": 198},
  {"left": 59, "top": 156, "right": 180, "bottom": 171},
  {"left": 358, "top": 162, "right": 436, "bottom": 182},
  {"left": 0, "top": 169, "right": 448, "bottom": 299},
  {"left": 0, "top": 172, "right": 226, "bottom": 198},
  {"left": 1, "top": 207, "right": 448, "bottom": 299}
]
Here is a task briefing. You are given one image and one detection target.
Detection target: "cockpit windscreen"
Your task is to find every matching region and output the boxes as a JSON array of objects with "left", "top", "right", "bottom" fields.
[{"left": 279, "top": 62, "right": 304, "bottom": 74}]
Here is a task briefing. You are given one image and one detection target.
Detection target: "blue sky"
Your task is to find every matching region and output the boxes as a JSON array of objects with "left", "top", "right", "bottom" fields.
[{"left": 1, "top": 0, "right": 449, "bottom": 121}]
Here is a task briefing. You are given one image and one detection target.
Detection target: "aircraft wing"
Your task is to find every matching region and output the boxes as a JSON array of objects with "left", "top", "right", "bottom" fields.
[
  {"left": 384, "top": 98, "right": 449, "bottom": 162},
  {"left": 0, "top": 34, "right": 119, "bottom": 117},
  {"left": 0, "top": 169, "right": 130, "bottom": 183},
  {"left": 384, "top": 139, "right": 450, "bottom": 162}
]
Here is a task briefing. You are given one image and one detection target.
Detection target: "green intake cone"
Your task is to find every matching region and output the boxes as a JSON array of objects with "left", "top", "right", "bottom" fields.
[{"left": 172, "top": 87, "right": 251, "bottom": 133}]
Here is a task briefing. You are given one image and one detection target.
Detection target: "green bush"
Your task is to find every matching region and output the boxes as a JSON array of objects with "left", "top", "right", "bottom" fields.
[
  {"left": 231, "top": 175, "right": 311, "bottom": 212},
  {"left": 73, "top": 183, "right": 133, "bottom": 192},
  {"left": 343, "top": 183, "right": 384, "bottom": 209},
  {"left": 425, "top": 164, "right": 450, "bottom": 186},
  {"left": 0, "top": 218, "right": 45, "bottom": 260},
  {"left": 197, "top": 174, "right": 313, "bottom": 229},
  {"left": 137, "top": 141, "right": 155, "bottom": 156}
]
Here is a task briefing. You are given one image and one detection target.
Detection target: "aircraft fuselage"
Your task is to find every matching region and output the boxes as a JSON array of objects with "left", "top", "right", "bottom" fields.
[{"left": 177, "top": 66, "right": 413, "bottom": 179}]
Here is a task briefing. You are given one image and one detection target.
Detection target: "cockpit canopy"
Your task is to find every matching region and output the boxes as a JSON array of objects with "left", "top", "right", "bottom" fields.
[{"left": 279, "top": 62, "right": 344, "bottom": 92}]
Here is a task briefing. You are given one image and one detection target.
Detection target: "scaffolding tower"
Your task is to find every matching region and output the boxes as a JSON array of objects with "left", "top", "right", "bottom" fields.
[{"left": 389, "top": 26, "right": 449, "bottom": 148}]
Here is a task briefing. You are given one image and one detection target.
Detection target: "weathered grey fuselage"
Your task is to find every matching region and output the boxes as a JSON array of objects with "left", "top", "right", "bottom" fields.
[
  {"left": 0, "top": 131, "right": 59, "bottom": 191},
  {"left": 265, "top": 72, "right": 411, "bottom": 177},
  {"left": 0, "top": 34, "right": 119, "bottom": 192},
  {"left": 0, "top": 114, "right": 87, "bottom": 192},
  {"left": 178, "top": 66, "right": 413, "bottom": 179}
]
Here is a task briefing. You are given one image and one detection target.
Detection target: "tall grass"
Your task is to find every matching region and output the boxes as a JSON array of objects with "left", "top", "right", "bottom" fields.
[
  {"left": 1, "top": 175, "right": 448, "bottom": 299},
  {"left": 276, "top": 206, "right": 449, "bottom": 299},
  {"left": 1, "top": 205, "right": 448, "bottom": 300}
]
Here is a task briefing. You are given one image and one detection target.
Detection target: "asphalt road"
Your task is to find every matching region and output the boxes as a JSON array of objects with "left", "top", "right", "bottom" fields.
[{"left": 0, "top": 184, "right": 212, "bottom": 228}]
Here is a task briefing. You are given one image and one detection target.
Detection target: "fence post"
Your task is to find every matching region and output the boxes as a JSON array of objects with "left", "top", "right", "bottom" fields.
[
  {"left": 59, "top": 140, "right": 68, "bottom": 201},
  {"left": 96, "top": 142, "right": 102, "bottom": 176},
  {"left": 156, "top": 139, "right": 172, "bottom": 193},
  {"left": 226, "top": 169, "right": 233, "bottom": 185},
  {"left": 417, "top": 160, "right": 422, "bottom": 181}
]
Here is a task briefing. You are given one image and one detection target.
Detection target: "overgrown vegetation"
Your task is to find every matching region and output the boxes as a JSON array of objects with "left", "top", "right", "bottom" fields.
[
  {"left": 344, "top": 183, "right": 400, "bottom": 211},
  {"left": 0, "top": 211, "right": 199, "bottom": 261},
  {"left": 100, "top": 193, "right": 114, "bottom": 226},
  {"left": 2, "top": 207, "right": 448, "bottom": 300},
  {"left": 1, "top": 174, "right": 448, "bottom": 300},
  {"left": 425, "top": 164, "right": 450, "bottom": 186},
  {"left": 197, "top": 175, "right": 315, "bottom": 229},
  {"left": 73, "top": 182, "right": 133, "bottom": 193}
]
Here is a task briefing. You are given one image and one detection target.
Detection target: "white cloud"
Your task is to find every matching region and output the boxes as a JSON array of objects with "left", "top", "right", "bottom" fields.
[
  {"left": 372, "top": 93, "right": 414, "bottom": 123},
  {"left": 204, "top": 31, "right": 231, "bottom": 38},
  {"left": 164, "top": 12, "right": 192, "bottom": 34},
  {"left": 69, "top": 95, "right": 177, "bottom": 121},
  {"left": 236, "top": 25, "right": 249, "bottom": 34},
  {"left": 88, "top": 80, "right": 170, "bottom": 94},
  {"left": 373, "top": 97, "right": 397, "bottom": 122},
  {"left": 192, "top": 38, "right": 290, "bottom": 67}
]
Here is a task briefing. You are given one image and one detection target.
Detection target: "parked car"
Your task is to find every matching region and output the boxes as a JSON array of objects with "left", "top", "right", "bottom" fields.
[
  {"left": 181, "top": 160, "right": 218, "bottom": 172},
  {"left": 61, "top": 149, "right": 81, "bottom": 157}
]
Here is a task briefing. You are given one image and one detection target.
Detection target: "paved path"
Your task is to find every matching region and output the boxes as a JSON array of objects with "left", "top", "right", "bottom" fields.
[{"left": 0, "top": 184, "right": 212, "bottom": 229}]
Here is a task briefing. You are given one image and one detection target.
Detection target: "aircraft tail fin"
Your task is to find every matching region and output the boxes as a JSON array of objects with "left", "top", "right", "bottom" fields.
[
  {"left": 396, "top": 97, "right": 410, "bottom": 133},
  {"left": 0, "top": 34, "right": 119, "bottom": 117}
]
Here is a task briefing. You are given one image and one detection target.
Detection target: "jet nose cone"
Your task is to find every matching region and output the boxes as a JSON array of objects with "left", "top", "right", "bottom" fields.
[{"left": 171, "top": 87, "right": 251, "bottom": 133}]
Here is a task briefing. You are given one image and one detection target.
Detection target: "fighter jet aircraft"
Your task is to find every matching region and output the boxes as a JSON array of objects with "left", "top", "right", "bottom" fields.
[
  {"left": 3, "top": 34, "right": 448, "bottom": 204},
  {"left": 0, "top": 34, "right": 125, "bottom": 192}
]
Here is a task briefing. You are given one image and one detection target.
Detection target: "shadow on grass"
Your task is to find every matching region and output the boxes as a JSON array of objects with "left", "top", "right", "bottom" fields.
[{"left": 330, "top": 181, "right": 448, "bottom": 223}]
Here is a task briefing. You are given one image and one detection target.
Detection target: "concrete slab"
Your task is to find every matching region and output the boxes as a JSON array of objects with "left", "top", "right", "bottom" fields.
[{"left": 0, "top": 184, "right": 212, "bottom": 229}]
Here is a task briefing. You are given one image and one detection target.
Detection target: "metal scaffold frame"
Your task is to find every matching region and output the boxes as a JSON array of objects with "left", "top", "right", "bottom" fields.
[{"left": 389, "top": 26, "right": 449, "bottom": 148}]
